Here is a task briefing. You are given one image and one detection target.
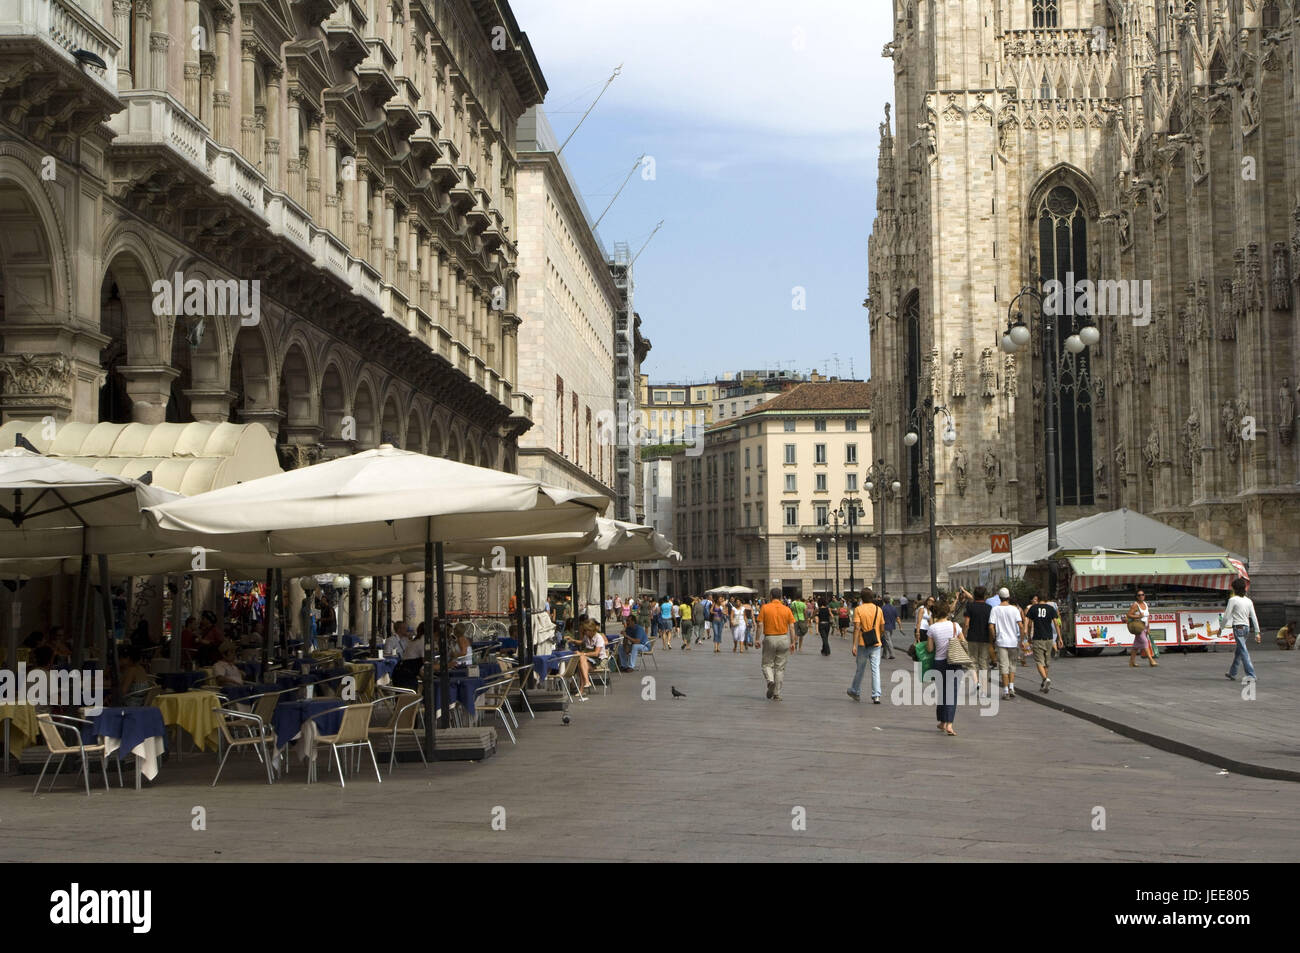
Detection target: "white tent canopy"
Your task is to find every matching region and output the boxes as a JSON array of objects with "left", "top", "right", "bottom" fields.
[
  {"left": 142, "top": 445, "right": 607, "bottom": 555},
  {"left": 947, "top": 508, "right": 1244, "bottom": 587}
]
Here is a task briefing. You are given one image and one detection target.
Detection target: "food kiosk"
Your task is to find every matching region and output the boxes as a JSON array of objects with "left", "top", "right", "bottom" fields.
[{"left": 1064, "top": 554, "right": 1242, "bottom": 650}]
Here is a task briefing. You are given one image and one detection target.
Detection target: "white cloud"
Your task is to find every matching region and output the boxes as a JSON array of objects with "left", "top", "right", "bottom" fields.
[{"left": 511, "top": 0, "right": 895, "bottom": 164}]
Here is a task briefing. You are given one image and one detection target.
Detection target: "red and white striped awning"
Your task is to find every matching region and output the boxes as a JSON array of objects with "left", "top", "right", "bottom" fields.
[
  {"left": 1229, "top": 559, "right": 1250, "bottom": 581},
  {"left": 1071, "top": 572, "right": 1236, "bottom": 593}
]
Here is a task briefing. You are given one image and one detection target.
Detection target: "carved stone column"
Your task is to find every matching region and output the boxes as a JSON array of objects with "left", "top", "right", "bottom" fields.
[
  {"left": 112, "top": 0, "right": 133, "bottom": 91},
  {"left": 354, "top": 172, "right": 370, "bottom": 255},
  {"left": 285, "top": 88, "right": 302, "bottom": 201},
  {"left": 306, "top": 114, "right": 322, "bottom": 220},
  {"left": 184, "top": 388, "right": 237, "bottom": 422},
  {"left": 212, "top": 10, "right": 232, "bottom": 145},
  {"left": 120, "top": 365, "right": 180, "bottom": 425},
  {"left": 183, "top": 0, "right": 200, "bottom": 111},
  {"left": 240, "top": 36, "right": 258, "bottom": 161},
  {"left": 264, "top": 67, "right": 281, "bottom": 189},
  {"left": 324, "top": 128, "right": 339, "bottom": 234},
  {"left": 198, "top": 54, "right": 214, "bottom": 126},
  {"left": 132, "top": 0, "right": 151, "bottom": 92},
  {"left": 149, "top": 0, "right": 169, "bottom": 95},
  {"left": 370, "top": 182, "right": 384, "bottom": 270},
  {"left": 0, "top": 353, "right": 76, "bottom": 422},
  {"left": 341, "top": 157, "right": 356, "bottom": 248},
  {"left": 382, "top": 189, "right": 396, "bottom": 283}
]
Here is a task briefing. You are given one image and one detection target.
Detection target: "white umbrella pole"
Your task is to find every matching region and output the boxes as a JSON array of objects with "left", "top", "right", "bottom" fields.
[
  {"left": 436, "top": 541, "right": 450, "bottom": 731},
  {"left": 423, "top": 537, "right": 436, "bottom": 761},
  {"left": 72, "top": 554, "right": 90, "bottom": 668},
  {"left": 96, "top": 555, "right": 114, "bottom": 703},
  {"left": 522, "top": 557, "right": 533, "bottom": 662}
]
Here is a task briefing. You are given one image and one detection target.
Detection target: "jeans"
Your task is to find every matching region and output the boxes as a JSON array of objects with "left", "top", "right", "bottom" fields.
[
  {"left": 761, "top": 634, "right": 790, "bottom": 697},
  {"left": 619, "top": 641, "right": 649, "bottom": 670},
  {"left": 850, "top": 644, "right": 881, "bottom": 698},
  {"left": 882, "top": 629, "right": 896, "bottom": 658},
  {"left": 1227, "top": 625, "right": 1256, "bottom": 679},
  {"left": 819, "top": 623, "right": 831, "bottom": 655},
  {"left": 935, "top": 657, "right": 959, "bottom": 724}
]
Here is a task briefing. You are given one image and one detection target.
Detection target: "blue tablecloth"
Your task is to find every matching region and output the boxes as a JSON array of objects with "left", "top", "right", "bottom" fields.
[
  {"left": 86, "top": 707, "right": 167, "bottom": 759},
  {"left": 433, "top": 678, "right": 481, "bottom": 719},
  {"left": 273, "top": 670, "right": 309, "bottom": 688},
  {"left": 360, "top": 657, "right": 398, "bottom": 681},
  {"left": 218, "top": 683, "right": 279, "bottom": 703},
  {"left": 236, "top": 661, "right": 263, "bottom": 681},
  {"left": 158, "top": 671, "right": 208, "bottom": 693},
  {"left": 498, "top": 637, "right": 518, "bottom": 650},
  {"left": 532, "top": 651, "right": 574, "bottom": 681},
  {"left": 272, "top": 699, "right": 347, "bottom": 746},
  {"left": 451, "top": 661, "right": 500, "bottom": 679},
  {"left": 342, "top": 635, "right": 368, "bottom": 648}
]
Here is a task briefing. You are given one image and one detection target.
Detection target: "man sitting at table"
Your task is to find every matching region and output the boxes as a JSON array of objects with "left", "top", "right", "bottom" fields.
[
  {"left": 384, "top": 620, "right": 409, "bottom": 658},
  {"left": 212, "top": 642, "right": 245, "bottom": 687},
  {"left": 617, "top": 617, "right": 650, "bottom": 672},
  {"left": 452, "top": 623, "right": 473, "bottom": 666}
]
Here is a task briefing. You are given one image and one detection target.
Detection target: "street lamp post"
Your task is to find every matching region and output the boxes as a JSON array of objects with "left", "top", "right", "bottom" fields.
[
  {"left": 837, "top": 497, "right": 867, "bottom": 595},
  {"left": 862, "top": 465, "right": 899, "bottom": 598},
  {"left": 1002, "top": 279, "right": 1100, "bottom": 550},
  {"left": 822, "top": 511, "right": 843, "bottom": 598},
  {"left": 905, "top": 400, "right": 957, "bottom": 594}
]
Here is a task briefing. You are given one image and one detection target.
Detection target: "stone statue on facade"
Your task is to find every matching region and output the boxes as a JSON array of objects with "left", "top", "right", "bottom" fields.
[
  {"left": 949, "top": 347, "right": 966, "bottom": 398},
  {"left": 1273, "top": 242, "right": 1292, "bottom": 311},
  {"left": 1114, "top": 444, "right": 1128, "bottom": 486},
  {"left": 1143, "top": 425, "right": 1161, "bottom": 475},
  {"left": 1278, "top": 379, "right": 1295, "bottom": 446},
  {"left": 1182, "top": 410, "right": 1201, "bottom": 473},
  {"left": 1246, "top": 243, "right": 1264, "bottom": 312},
  {"left": 1004, "top": 354, "right": 1018, "bottom": 398},
  {"left": 980, "top": 348, "right": 997, "bottom": 398},
  {"left": 1222, "top": 400, "right": 1241, "bottom": 463},
  {"left": 1095, "top": 458, "right": 1108, "bottom": 499},
  {"left": 1196, "top": 278, "right": 1212, "bottom": 341},
  {"left": 1241, "top": 86, "right": 1260, "bottom": 133},
  {"left": 953, "top": 448, "right": 969, "bottom": 497},
  {"left": 1152, "top": 178, "right": 1166, "bottom": 218},
  {"left": 982, "top": 449, "right": 998, "bottom": 492}
]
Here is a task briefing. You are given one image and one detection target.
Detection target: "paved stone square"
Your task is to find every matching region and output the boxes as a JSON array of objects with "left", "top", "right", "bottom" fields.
[{"left": 1, "top": 633, "right": 1296, "bottom": 862}]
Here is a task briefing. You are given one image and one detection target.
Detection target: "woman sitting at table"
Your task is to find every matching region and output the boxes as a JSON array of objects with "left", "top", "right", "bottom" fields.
[
  {"left": 452, "top": 623, "right": 473, "bottom": 666},
  {"left": 196, "top": 611, "right": 224, "bottom": 666},
  {"left": 572, "top": 619, "right": 607, "bottom": 701},
  {"left": 212, "top": 642, "right": 245, "bottom": 687},
  {"left": 119, "top": 646, "right": 154, "bottom": 705}
]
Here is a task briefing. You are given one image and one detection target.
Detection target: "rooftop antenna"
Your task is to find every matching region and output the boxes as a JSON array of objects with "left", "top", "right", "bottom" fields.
[
  {"left": 557, "top": 64, "right": 622, "bottom": 157},
  {"left": 593, "top": 154, "right": 646, "bottom": 229},
  {"left": 630, "top": 220, "right": 664, "bottom": 267}
]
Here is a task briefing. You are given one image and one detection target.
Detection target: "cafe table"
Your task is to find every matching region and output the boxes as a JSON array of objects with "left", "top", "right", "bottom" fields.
[
  {"left": 157, "top": 670, "right": 210, "bottom": 693},
  {"left": 271, "top": 699, "right": 347, "bottom": 773},
  {"left": 0, "top": 702, "right": 39, "bottom": 774},
  {"left": 85, "top": 707, "right": 167, "bottom": 789},
  {"left": 153, "top": 690, "right": 224, "bottom": 754},
  {"left": 217, "top": 683, "right": 279, "bottom": 704},
  {"left": 531, "top": 651, "right": 575, "bottom": 682}
]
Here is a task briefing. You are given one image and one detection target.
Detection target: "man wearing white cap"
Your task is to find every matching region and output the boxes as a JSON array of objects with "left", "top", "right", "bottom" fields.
[{"left": 989, "top": 588, "right": 1023, "bottom": 699}]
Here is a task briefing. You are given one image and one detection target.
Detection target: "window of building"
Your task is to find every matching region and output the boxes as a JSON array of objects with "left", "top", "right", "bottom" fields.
[
  {"left": 743, "top": 503, "right": 751, "bottom": 526},
  {"left": 745, "top": 475, "right": 751, "bottom": 496},
  {"left": 815, "top": 540, "right": 829, "bottom": 562},
  {"left": 815, "top": 473, "right": 827, "bottom": 493},
  {"left": 745, "top": 448, "right": 751, "bottom": 469},
  {"left": 784, "top": 444, "right": 796, "bottom": 465},
  {"left": 1032, "top": 0, "right": 1058, "bottom": 29},
  {"left": 757, "top": 446, "right": 763, "bottom": 467},
  {"left": 758, "top": 473, "right": 764, "bottom": 493},
  {"left": 848, "top": 540, "right": 861, "bottom": 561},
  {"left": 845, "top": 418, "right": 857, "bottom": 431},
  {"left": 846, "top": 473, "right": 858, "bottom": 492},
  {"left": 814, "top": 444, "right": 827, "bottom": 465},
  {"left": 815, "top": 503, "right": 828, "bottom": 525},
  {"left": 784, "top": 474, "right": 797, "bottom": 493},
  {"left": 814, "top": 419, "right": 826, "bottom": 432},
  {"left": 785, "top": 541, "right": 800, "bottom": 563},
  {"left": 846, "top": 443, "right": 858, "bottom": 464},
  {"left": 784, "top": 503, "right": 798, "bottom": 526},
  {"left": 783, "top": 420, "right": 795, "bottom": 432}
]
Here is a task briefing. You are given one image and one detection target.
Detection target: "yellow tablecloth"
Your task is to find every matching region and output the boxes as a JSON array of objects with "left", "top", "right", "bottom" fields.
[
  {"left": 0, "top": 703, "right": 40, "bottom": 756},
  {"left": 153, "top": 691, "right": 223, "bottom": 752},
  {"left": 345, "top": 663, "right": 376, "bottom": 701}
]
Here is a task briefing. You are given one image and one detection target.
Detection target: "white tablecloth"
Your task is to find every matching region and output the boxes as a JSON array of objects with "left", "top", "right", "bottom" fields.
[{"left": 102, "top": 735, "right": 165, "bottom": 780}]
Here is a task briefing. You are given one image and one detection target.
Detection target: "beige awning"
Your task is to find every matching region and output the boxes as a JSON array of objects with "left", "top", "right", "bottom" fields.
[{"left": 0, "top": 420, "right": 282, "bottom": 495}]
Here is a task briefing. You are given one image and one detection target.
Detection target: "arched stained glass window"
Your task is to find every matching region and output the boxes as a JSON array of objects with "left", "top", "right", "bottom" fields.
[{"left": 1036, "top": 186, "right": 1095, "bottom": 506}]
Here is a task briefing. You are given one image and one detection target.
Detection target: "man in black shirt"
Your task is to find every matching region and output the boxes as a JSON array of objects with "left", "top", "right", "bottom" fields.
[
  {"left": 961, "top": 586, "right": 994, "bottom": 696},
  {"left": 1027, "top": 594, "right": 1063, "bottom": 692}
]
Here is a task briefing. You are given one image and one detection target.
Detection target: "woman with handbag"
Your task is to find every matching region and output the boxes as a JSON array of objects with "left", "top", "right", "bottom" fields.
[
  {"left": 1126, "top": 589, "right": 1158, "bottom": 667},
  {"left": 926, "top": 599, "right": 966, "bottom": 736}
]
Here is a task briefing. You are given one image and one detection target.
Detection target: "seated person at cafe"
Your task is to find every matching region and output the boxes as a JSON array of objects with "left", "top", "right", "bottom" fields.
[
  {"left": 119, "top": 646, "right": 154, "bottom": 704},
  {"left": 403, "top": 621, "right": 426, "bottom": 660},
  {"left": 383, "top": 620, "right": 409, "bottom": 658},
  {"left": 452, "top": 623, "right": 473, "bottom": 666},
  {"left": 46, "top": 625, "right": 71, "bottom": 666},
  {"left": 572, "top": 619, "right": 607, "bottom": 698},
  {"left": 212, "top": 642, "right": 245, "bottom": 687},
  {"left": 196, "top": 611, "right": 224, "bottom": 666},
  {"left": 617, "top": 617, "right": 650, "bottom": 672},
  {"left": 179, "top": 616, "right": 197, "bottom": 657},
  {"left": 1278, "top": 620, "right": 1296, "bottom": 651}
]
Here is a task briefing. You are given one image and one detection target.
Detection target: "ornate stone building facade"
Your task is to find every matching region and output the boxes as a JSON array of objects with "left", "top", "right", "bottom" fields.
[
  {"left": 0, "top": 0, "right": 543, "bottom": 475},
  {"left": 868, "top": 0, "right": 1300, "bottom": 607}
]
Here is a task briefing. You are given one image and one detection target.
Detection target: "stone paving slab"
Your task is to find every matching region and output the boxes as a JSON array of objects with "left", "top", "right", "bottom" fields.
[
  {"left": 1008, "top": 638, "right": 1300, "bottom": 780},
  {"left": 0, "top": 632, "right": 1297, "bottom": 862}
]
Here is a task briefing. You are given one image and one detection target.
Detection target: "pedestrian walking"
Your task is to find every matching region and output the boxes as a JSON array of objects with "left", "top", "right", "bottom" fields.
[
  {"left": 1026, "top": 593, "right": 1063, "bottom": 693},
  {"left": 881, "top": 597, "right": 899, "bottom": 659},
  {"left": 730, "top": 598, "right": 747, "bottom": 652},
  {"left": 927, "top": 599, "right": 966, "bottom": 736},
  {"left": 791, "top": 594, "right": 808, "bottom": 653},
  {"left": 711, "top": 598, "right": 726, "bottom": 652},
  {"left": 671, "top": 597, "right": 682, "bottom": 644},
  {"left": 837, "top": 598, "right": 850, "bottom": 638},
  {"left": 757, "top": 588, "right": 795, "bottom": 700},
  {"left": 1126, "top": 588, "right": 1158, "bottom": 668},
  {"left": 961, "top": 586, "right": 994, "bottom": 697},
  {"left": 816, "top": 597, "right": 832, "bottom": 655},
  {"left": 659, "top": 596, "right": 673, "bottom": 649},
  {"left": 989, "top": 588, "right": 1022, "bottom": 699},
  {"left": 899, "top": 593, "right": 909, "bottom": 621},
  {"left": 916, "top": 596, "right": 933, "bottom": 644},
  {"left": 696, "top": 595, "right": 711, "bottom": 644},
  {"left": 1223, "top": 577, "right": 1261, "bottom": 682},
  {"left": 847, "top": 588, "right": 885, "bottom": 703},
  {"left": 680, "top": 596, "right": 693, "bottom": 650}
]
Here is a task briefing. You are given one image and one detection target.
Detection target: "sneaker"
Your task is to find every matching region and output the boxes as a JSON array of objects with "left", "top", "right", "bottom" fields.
[
  {"left": 1009, "top": 687, "right": 1016, "bottom": 698},
  {"left": 1043, "top": 678, "right": 1051, "bottom": 693},
  {"left": 766, "top": 682, "right": 775, "bottom": 699},
  {"left": 846, "top": 689, "right": 860, "bottom": 702},
  {"left": 1225, "top": 673, "right": 1235, "bottom": 680},
  {"left": 871, "top": 696, "right": 881, "bottom": 704}
]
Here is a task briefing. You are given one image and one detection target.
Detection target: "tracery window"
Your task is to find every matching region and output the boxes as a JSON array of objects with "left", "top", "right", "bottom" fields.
[{"left": 1033, "top": 0, "right": 1059, "bottom": 28}]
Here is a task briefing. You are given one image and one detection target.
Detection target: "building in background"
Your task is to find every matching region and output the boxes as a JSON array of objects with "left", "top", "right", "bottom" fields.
[
  {"left": 640, "top": 449, "right": 676, "bottom": 595},
  {"left": 673, "top": 380, "right": 873, "bottom": 598},
  {"left": 639, "top": 378, "right": 718, "bottom": 447},
  {"left": 869, "top": 0, "right": 1300, "bottom": 610},
  {"left": 515, "top": 107, "right": 616, "bottom": 512}
]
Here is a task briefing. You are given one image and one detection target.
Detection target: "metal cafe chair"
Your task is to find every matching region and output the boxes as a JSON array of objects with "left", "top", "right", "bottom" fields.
[
  {"left": 33, "top": 713, "right": 121, "bottom": 796},
  {"left": 212, "top": 708, "right": 276, "bottom": 786},
  {"left": 306, "top": 703, "right": 381, "bottom": 787}
]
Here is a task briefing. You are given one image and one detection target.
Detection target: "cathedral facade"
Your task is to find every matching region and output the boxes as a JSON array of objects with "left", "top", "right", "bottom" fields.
[{"left": 868, "top": 0, "right": 1300, "bottom": 608}]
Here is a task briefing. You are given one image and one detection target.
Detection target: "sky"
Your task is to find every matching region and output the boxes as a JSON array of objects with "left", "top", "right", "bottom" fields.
[{"left": 509, "top": 0, "right": 896, "bottom": 384}]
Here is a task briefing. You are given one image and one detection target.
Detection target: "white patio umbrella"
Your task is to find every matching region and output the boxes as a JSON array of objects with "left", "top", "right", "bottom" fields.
[{"left": 140, "top": 445, "right": 606, "bottom": 756}]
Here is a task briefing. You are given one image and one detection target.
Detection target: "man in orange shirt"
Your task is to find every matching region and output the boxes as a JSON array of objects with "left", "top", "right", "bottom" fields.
[
  {"left": 849, "top": 588, "right": 885, "bottom": 703},
  {"left": 757, "top": 588, "right": 796, "bottom": 701}
]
